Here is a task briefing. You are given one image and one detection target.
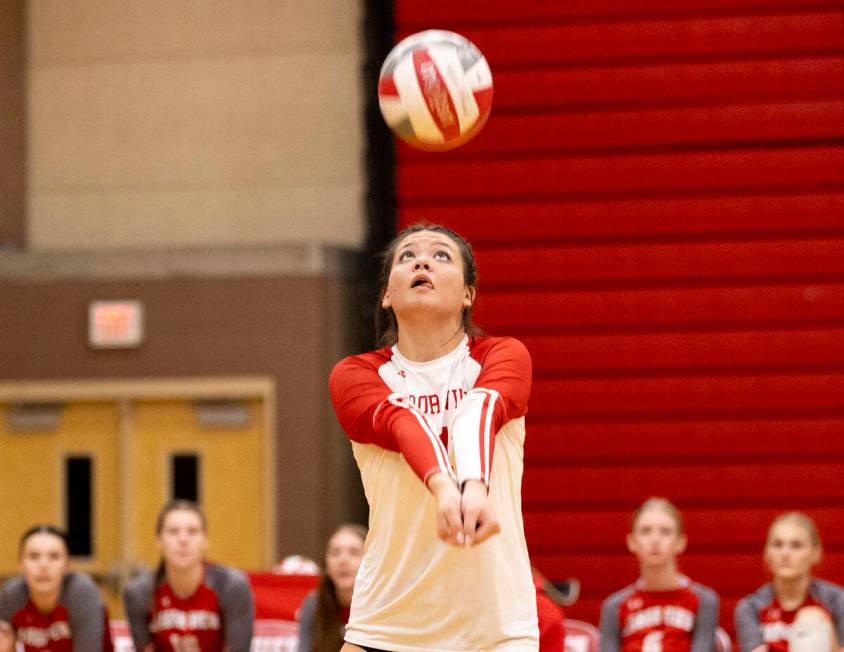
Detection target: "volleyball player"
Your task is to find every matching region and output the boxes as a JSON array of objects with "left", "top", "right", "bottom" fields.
[
  {"left": 599, "top": 497, "right": 719, "bottom": 652},
  {"left": 0, "top": 524, "right": 112, "bottom": 652},
  {"left": 329, "top": 223, "right": 539, "bottom": 651},
  {"left": 123, "top": 500, "right": 254, "bottom": 652},
  {"left": 296, "top": 523, "right": 367, "bottom": 652},
  {"left": 735, "top": 512, "right": 844, "bottom": 652}
]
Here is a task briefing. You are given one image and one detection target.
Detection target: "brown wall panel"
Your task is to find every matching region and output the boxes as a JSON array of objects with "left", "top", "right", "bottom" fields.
[
  {"left": 0, "top": 0, "right": 25, "bottom": 248},
  {"left": 0, "top": 273, "right": 365, "bottom": 561}
]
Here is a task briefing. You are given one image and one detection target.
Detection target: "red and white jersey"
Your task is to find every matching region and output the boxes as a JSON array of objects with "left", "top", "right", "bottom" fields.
[
  {"left": 148, "top": 581, "right": 224, "bottom": 651},
  {"left": 735, "top": 579, "right": 844, "bottom": 652},
  {"left": 0, "top": 572, "right": 113, "bottom": 652},
  {"left": 9, "top": 603, "right": 73, "bottom": 652},
  {"left": 599, "top": 578, "right": 720, "bottom": 652},
  {"left": 759, "top": 595, "right": 826, "bottom": 652},
  {"left": 123, "top": 562, "right": 254, "bottom": 652},
  {"left": 329, "top": 335, "right": 539, "bottom": 652}
]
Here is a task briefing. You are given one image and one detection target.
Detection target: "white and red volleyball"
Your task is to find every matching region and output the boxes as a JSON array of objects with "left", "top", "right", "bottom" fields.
[{"left": 378, "top": 30, "right": 493, "bottom": 152}]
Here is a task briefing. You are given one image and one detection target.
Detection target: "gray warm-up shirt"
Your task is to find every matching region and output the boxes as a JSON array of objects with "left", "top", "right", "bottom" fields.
[
  {"left": 599, "top": 578, "right": 719, "bottom": 652},
  {"left": 735, "top": 578, "right": 844, "bottom": 652},
  {"left": 295, "top": 590, "right": 318, "bottom": 652},
  {"left": 123, "top": 562, "right": 254, "bottom": 652},
  {"left": 0, "top": 572, "right": 108, "bottom": 651}
]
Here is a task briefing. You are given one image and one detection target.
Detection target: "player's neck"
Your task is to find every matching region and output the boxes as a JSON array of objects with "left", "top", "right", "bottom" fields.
[
  {"left": 638, "top": 563, "right": 683, "bottom": 591},
  {"left": 30, "top": 588, "right": 60, "bottom": 614},
  {"left": 773, "top": 574, "right": 811, "bottom": 610},
  {"left": 395, "top": 319, "right": 465, "bottom": 362},
  {"left": 166, "top": 563, "right": 205, "bottom": 599}
]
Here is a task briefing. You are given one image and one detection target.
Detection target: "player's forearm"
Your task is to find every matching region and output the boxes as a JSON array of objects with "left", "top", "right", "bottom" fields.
[{"left": 451, "top": 389, "right": 499, "bottom": 485}]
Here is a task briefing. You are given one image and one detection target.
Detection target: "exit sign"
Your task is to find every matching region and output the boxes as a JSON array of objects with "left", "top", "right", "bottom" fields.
[{"left": 88, "top": 300, "right": 144, "bottom": 349}]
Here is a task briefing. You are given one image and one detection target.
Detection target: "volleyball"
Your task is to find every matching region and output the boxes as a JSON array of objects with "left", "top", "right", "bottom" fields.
[{"left": 378, "top": 30, "right": 493, "bottom": 152}]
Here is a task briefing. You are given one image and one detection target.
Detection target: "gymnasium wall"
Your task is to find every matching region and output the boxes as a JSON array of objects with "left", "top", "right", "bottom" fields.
[
  {"left": 26, "top": 0, "right": 365, "bottom": 250},
  {"left": 0, "top": 0, "right": 25, "bottom": 247},
  {"left": 392, "top": 0, "right": 844, "bottom": 631},
  {"left": 1, "top": 1, "right": 373, "bottom": 562},
  {"left": 0, "top": 249, "right": 366, "bottom": 560}
]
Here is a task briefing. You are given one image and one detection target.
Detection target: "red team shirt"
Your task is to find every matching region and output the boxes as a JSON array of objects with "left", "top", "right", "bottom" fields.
[
  {"left": 146, "top": 581, "right": 225, "bottom": 651},
  {"left": 736, "top": 579, "right": 844, "bottom": 652},
  {"left": 10, "top": 602, "right": 73, "bottom": 652},
  {"left": 123, "top": 562, "right": 254, "bottom": 652},
  {"left": 534, "top": 573, "right": 566, "bottom": 652},
  {"left": 600, "top": 578, "right": 719, "bottom": 652},
  {"left": 756, "top": 594, "right": 827, "bottom": 652},
  {"left": 0, "top": 573, "right": 113, "bottom": 652}
]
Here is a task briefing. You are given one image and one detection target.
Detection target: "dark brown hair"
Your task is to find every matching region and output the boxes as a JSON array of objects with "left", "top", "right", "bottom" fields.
[
  {"left": 311, "top": 523, "right": 368, "bottom": 652},
  {"left": 19, "top": 524, "right": 69, "bottom": 556},
  {"left": 375, "top": 223, "right": 481, "bottom": 346},
  {"left": 155, "top": 499, "right": 207, "bottom": 535}
]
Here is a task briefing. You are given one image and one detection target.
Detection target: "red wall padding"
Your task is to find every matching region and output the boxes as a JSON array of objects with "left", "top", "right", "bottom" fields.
[{"left": 391, "top": 0, "right": 844, "bottom": 637}]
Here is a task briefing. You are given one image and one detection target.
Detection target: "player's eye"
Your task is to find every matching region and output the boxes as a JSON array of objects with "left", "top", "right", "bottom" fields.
[
  {"left": 398, "top": 250, "right": 414, "bottom": 262},
  {"left": 434, "top": 250, "right": 451, "bottom": 261}
]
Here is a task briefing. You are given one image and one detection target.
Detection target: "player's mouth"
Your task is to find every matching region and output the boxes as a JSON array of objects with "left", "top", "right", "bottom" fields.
[{"left": 411, "top": 274, "right": 434, "bottom": 289}]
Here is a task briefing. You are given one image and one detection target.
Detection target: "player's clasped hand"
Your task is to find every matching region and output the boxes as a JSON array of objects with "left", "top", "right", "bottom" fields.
[
  {"left": 460, "top": 479, "right": 501, "bottom": 547},
  {"left": 429, "top": 473, "right": 501, "bottom": 548},
  {"left": 429, "top": 473, "right": 465, "bottom": 546}
]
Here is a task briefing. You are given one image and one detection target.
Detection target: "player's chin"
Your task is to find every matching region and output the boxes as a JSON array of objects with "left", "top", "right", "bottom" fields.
[
  {"left": 333, "top": 573, "right": 356, "bottom": 588},
  {"left": 169, "top": 554, "right": 202, "bottom": 569},
  {"left": 30, "top": 577, "right": 61, "bottom": 592},
  {"left": 773, "top": 567, "right": 804, "bottom": 580}
]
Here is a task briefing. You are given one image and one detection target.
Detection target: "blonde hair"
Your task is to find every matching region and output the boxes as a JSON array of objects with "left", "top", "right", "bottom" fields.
[
  {"left": 766, "top": 512, "right": 821, "bottom": 548},
  {"left": 631, "top": 497, "right": 684, "bottom": 535}
]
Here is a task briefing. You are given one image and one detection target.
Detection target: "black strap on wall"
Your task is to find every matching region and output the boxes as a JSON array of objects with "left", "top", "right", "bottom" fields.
[{"left": 359, "top": 0, "right": 397, "bottom": 349}]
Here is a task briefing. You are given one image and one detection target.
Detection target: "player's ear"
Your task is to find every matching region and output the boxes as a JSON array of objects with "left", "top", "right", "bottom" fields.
[
  {"left": 463, "top": 286, "right": 475, "bottom": 309},
  {"left": 675, "top": 533, "right": 688, "bottom": 555},
  {"left": 626, "top": 533, "right": 637, "bottom": 555},
  {"left": 381, "top": 290, "right": 391, "bottom": 309}
]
